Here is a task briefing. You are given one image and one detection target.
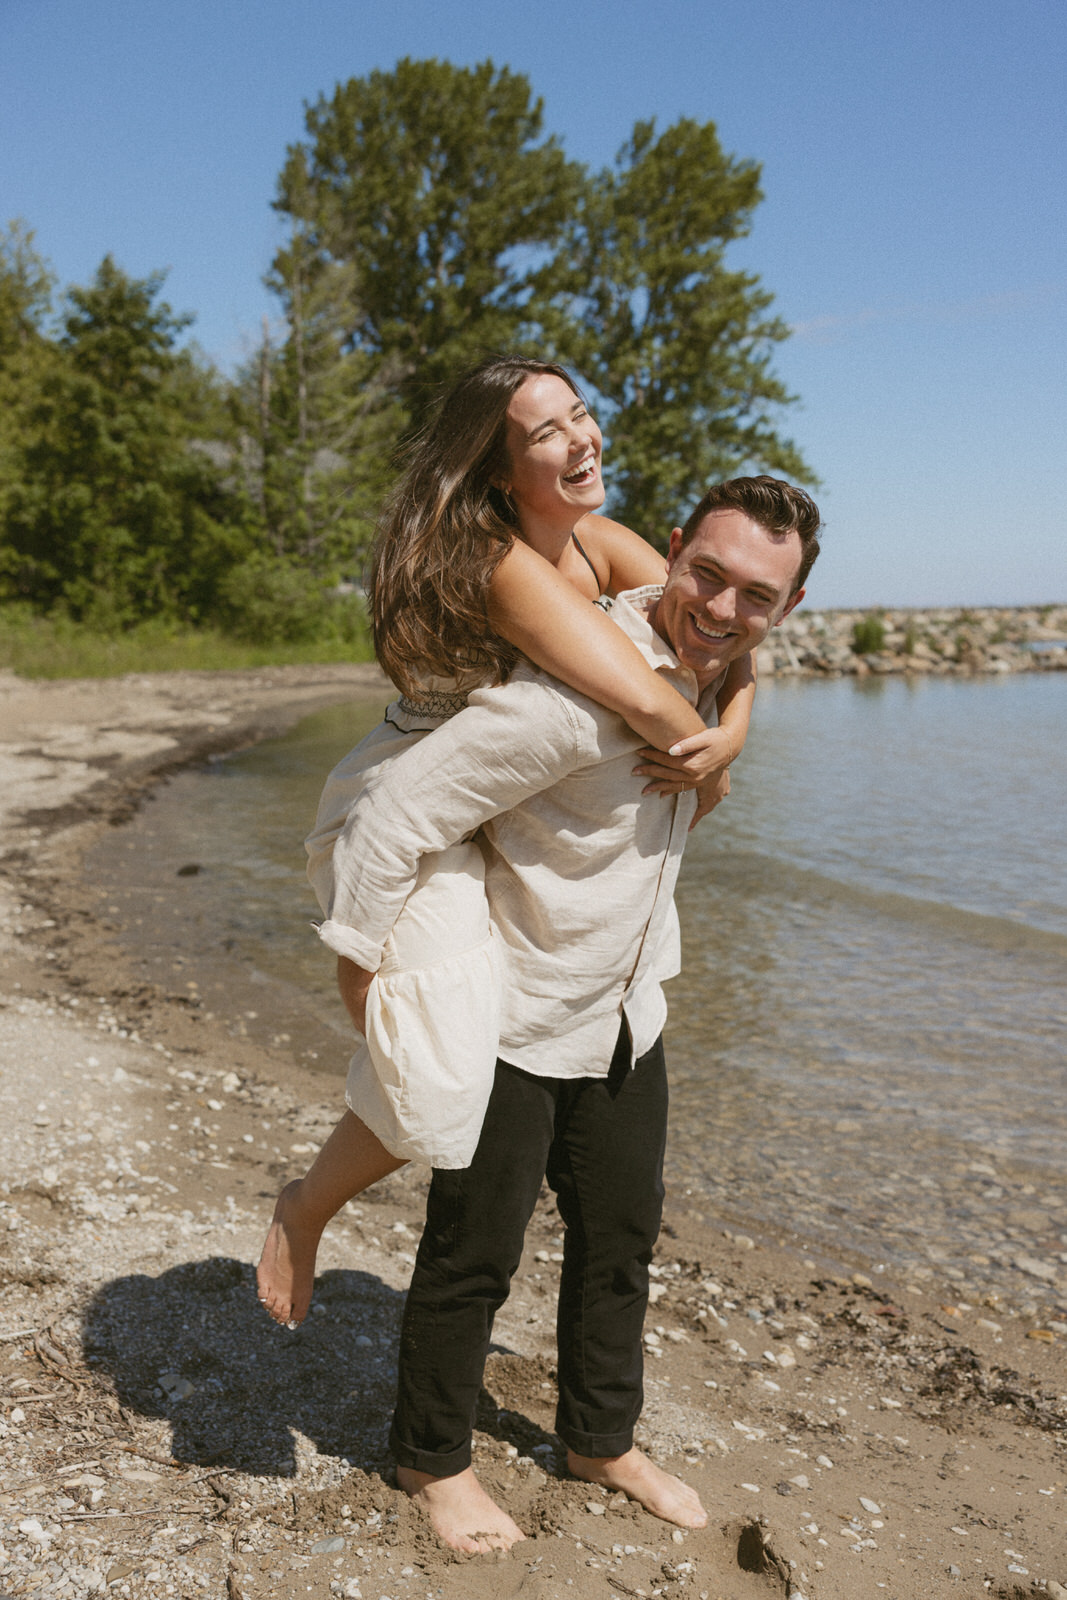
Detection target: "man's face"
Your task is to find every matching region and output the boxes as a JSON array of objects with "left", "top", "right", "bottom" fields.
[{"left": 651, "top": 509, "right": 806, "bottom": 685}]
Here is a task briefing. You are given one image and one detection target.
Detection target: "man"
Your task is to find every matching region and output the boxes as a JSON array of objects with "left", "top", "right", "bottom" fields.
[{"left": 324, "top": 477, "right": 819, "bottom": 1551}]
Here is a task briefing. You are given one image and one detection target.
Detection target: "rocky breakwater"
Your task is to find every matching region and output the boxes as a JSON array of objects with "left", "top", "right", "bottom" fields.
[{"left": 756, "top": 602, "right": 1067, "bottom": 677}]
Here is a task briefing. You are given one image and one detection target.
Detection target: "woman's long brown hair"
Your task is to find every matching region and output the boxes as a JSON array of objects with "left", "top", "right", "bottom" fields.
[{"left": 368, "top": 355, "right": 581, "bottom": 696}]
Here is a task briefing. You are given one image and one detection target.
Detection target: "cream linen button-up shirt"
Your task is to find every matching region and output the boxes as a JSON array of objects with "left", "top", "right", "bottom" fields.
[{"left": 318, "top": 587, "right": 718, "bottom": 1080}]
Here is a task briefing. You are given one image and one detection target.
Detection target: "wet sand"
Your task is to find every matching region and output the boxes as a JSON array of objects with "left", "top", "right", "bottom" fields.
[{"left": 0, "top": 664, "right": 1065, "bottom": 1600}]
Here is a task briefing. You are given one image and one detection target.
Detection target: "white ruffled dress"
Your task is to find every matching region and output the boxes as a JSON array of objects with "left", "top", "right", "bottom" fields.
[{"left": 304, "top": 674, "right": 501, "bottom": 1170}]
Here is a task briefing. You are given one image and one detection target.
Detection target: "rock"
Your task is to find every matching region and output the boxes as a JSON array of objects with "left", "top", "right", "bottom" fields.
[
  {"left": 816, "top": 1455, "right": 833, "bottom": 1469},
  {"left": 859, "top": 1496, "right": 882, "bottom": 1515},
  {"left": 311, "top": 1535, "right": 346, "bottom": 1553},
  {"left": 776, "top": 1345, "right": 797, "bottom": 1368},
  {"left": 790, "top": 1474, "right": 810, "bottom": 1490},
  {"left": 585, "top": 1501, "right": 605, "bottom": 1516},
  {"left": 1014, "top": 1254, "right": 1058, "bottom": 1283},
  {"left": 158, "top": 1374, "right": 195, "bottom": 1401}
]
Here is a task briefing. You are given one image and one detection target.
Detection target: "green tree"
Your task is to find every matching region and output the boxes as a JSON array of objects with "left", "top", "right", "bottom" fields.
[
  {"left": 544, "top": 118, "right": 813, "bottom": 541},
  {"left": 0, "top": 219, "right": 55, "bottom": 361},
  {"left": 0, "top": 222, "right": 57, "bottom": 533},
  {"left": 275, "top": 57, "right": 584, "bottom": 415},
  {"left": 250, "top": 150, "right": 405, "bottom": 576},
  {"left": 2, "top": 256, "right": 247, "bottom": 625}
]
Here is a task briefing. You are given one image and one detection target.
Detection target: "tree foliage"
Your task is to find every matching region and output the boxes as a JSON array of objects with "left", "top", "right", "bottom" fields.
[
  {"left": 275, "top": 57, "right": 584, "bottom": 414},
  {"left": 248, "top": 149, "right": 404, "bottom": 576},
  {"left": 1, "top": 256, "right": 248, "bottom": 626},
  {"left": 0, "top": 59, "right": 816, "bottom": 646},
  {"left": 543, "top": 118, "right": 813, "bottom": 541},
  {"left": 0, "top": 223, "right": 57, "bottom": 534}
]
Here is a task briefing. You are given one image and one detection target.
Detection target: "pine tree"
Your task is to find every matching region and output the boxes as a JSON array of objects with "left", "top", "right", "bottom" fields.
[
  {"left": 2, "top": 256, "right": 246, "bottom": 625},
  {"left": 253, "top": 150, "right": 404, "bottom": 577},
  {"left": 0, "top": 221, "right": 57, "bottom": 540}
]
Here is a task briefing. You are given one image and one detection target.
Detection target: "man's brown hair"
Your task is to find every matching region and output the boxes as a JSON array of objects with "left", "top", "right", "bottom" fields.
[{"left": 680, "top": 476, "right": 821, "bottom": 594}]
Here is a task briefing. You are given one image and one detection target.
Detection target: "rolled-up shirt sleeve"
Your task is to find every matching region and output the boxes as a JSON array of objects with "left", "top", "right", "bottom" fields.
[{"left": 317, "top": 676, "right": 592, "bottom": 969}]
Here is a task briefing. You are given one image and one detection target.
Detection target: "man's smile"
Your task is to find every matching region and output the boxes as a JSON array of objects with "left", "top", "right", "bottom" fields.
[{"left": 689, "top": 614, "right": 732, "bottom": 642}]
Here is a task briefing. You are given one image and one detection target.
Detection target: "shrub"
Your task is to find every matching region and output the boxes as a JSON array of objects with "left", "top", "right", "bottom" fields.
[
  {"left": 214, "top": 554, "right": 367, "bottom": 646},
  {"left": 851, "top": 612, "right": 885, "bottom": 655}
]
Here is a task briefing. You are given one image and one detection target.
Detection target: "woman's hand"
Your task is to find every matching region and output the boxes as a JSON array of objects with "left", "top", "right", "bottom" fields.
[{"left": 632, "top": 726, "right": 734, "bottom": 790}]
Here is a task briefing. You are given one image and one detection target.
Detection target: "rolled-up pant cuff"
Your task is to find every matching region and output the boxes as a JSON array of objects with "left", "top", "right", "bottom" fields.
[
  {"left": 389, "top": 1421, "right": 471, "bottom": 1479},
  {"left": 556, "top": 1423, "right": 636, "bottom": 1460}
]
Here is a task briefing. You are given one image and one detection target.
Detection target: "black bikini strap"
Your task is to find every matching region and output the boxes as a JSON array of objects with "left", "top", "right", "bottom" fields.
[{"left": 571, "top": 531, "right": 602, "bottom": 589}]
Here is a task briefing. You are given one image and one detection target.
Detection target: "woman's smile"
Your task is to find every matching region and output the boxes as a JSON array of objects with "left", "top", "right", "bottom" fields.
[{"left": 503, "top": 373, "right": 604, "bottom": 531}]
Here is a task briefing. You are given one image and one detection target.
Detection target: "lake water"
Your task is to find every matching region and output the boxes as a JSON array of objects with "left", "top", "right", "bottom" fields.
[{"left": 90, "top": 672, "right": 1067, "bottom": 1310}]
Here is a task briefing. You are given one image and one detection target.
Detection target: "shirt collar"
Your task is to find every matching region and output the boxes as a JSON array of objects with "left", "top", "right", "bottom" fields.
[
  {"left": 597, "top": 586, "right": 701, "bottom": 701},
  {"left": 601, "top": 585, "right": 728, "bottom": 711}
]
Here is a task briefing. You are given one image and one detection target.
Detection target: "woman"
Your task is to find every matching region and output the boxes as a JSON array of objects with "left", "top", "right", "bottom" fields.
[{"left": 257, "top": 356, "right": 754, "bottom": 1327}]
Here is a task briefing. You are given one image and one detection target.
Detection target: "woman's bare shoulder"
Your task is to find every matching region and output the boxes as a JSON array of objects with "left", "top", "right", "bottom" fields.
[{"left": 575, "top": 513, "right": 668, "bottom": 596}]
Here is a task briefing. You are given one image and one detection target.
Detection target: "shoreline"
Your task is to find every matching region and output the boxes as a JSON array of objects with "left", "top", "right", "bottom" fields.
[
  {"left": 1, "top": 666, "right": 1065, "bottom": 1599},
  {"left": 762, "top": 601, "right": 1067, "bottom": 677}
]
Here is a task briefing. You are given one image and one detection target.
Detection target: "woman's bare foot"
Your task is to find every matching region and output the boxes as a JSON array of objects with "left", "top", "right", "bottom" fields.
[
  {"left": 256, "top": 1180, "right": 322, "bottom": 1327},
  {"left": 567, "top": 1446, "right": 707, "bottom": 1529},
  {"left": 396, "top": 1465, "right": 526, "bottom": 1553}
]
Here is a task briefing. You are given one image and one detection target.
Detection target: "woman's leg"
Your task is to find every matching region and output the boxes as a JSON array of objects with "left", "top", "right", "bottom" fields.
[{"left": 256, "top": 1110, "right": 406, "bottom": 1325}]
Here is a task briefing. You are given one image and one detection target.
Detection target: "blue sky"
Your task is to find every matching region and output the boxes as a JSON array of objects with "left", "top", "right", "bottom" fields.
[{"left": 3, "top": 0, "right": 1065, "bottom": 608}]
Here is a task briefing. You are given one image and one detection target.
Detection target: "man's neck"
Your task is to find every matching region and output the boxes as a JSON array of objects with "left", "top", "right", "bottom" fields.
[{"left": 642, "top": 589, "right": 724, "bottom": 695}]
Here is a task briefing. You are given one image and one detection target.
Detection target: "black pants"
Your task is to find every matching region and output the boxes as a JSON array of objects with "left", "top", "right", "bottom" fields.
[{"left": 389, "top": 1026, "right": 668, "bottom": 1476}]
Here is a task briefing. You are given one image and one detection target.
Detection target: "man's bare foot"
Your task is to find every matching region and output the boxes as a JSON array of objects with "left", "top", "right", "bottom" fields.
[
  {"left": 567, "top": 1446, "right": 707, "bottom": 1529},
  {"left": 396, "top": 1465, "right": 526, "bottom": 1554},
  {"left": 256, "top": 1180, "right": 322, "bottom": 1327}
]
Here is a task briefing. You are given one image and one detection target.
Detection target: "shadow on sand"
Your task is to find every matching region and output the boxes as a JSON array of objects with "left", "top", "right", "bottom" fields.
[{"left": 82, "top": 1256, "right": 558, "bottom": 1478}]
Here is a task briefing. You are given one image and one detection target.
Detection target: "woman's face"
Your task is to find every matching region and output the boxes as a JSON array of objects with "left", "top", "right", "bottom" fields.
[{"left": 502, "top": 373, "right": 604, "bottom": 530}]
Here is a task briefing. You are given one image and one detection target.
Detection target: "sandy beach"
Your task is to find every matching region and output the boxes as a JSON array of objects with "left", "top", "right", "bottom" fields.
[{"left": 0, "top": 664, "right": 1064, "bottom": 1600}]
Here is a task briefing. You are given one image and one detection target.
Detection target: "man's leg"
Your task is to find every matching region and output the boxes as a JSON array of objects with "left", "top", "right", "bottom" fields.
[
  {"left": 548, "top": 1030, "right": 707, "bottom": 1528},
  {"left": 391, "top": 1060, "right": 556, "bottom": 1552}
]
